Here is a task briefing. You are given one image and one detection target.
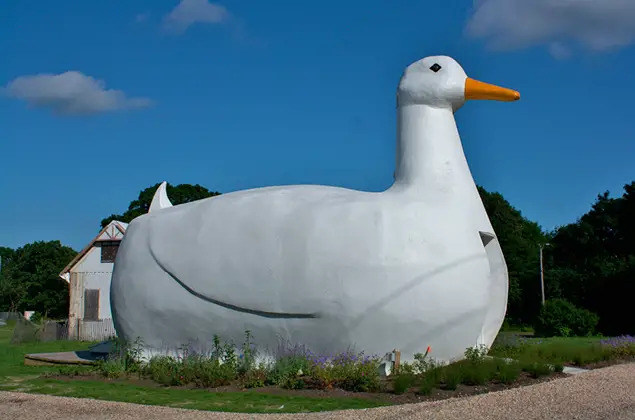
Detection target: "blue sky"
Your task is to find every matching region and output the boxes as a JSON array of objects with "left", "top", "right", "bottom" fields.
[{"left": 1, "top": 0, "right": 634, "bottom": 251}]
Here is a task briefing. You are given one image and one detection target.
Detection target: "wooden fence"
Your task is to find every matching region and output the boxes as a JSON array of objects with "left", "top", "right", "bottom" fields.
[{"left": 77, "top": 318, "right": 117, "bottom": 341}]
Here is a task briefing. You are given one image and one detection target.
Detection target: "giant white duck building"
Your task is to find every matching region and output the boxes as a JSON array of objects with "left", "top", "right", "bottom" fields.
[{"left": 111, "top": 56, "right": 520, "bottom": 363}]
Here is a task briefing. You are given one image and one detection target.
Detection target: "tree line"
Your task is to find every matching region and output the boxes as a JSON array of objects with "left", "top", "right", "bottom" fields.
[
  {"left": 478, "top": 182, "right": 634, "bottom": 335},
  {"left": 1, "top": 181, "right": 633, "bottom": 336}
]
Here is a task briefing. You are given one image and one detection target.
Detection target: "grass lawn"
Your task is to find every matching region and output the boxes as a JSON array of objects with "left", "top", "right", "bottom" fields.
[
  {"left": 0, "top": 322, "right": 387, "bottom": 413},
  {"left": 494, "top": 332, "right": 603, "bottom": 348},
  {"left": 0, "top": 321, "right": 98, "bottom": 378},
  {"left": 489, "top": 333, "right": 621, "bottom": 367}
]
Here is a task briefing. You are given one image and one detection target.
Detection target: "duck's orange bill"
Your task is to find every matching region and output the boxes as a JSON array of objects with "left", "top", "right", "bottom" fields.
[{"left": 465, "top": 78, "right": 520, "bottom": 102}]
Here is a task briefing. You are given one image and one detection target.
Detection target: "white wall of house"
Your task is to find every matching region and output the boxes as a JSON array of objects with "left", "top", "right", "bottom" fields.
[
  {"left": 72, "top": 244, "right": 115, "bottom": 274},
  {"left": 70, "top": 245, "right": 115, "bottom": 320},
  {"left": 75, "top": 271, "right": 113, "bottom": 320},
  {"left": 62, "top": 220, "right": 126, "bottom": 340}
]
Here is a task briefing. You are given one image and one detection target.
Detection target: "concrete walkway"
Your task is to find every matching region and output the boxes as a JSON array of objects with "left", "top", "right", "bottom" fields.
[
  {"left": 1, "top": 363, "right": 633, "bottom": 420},
  {"left": 24, "top": 351, "right": 100, "bottom": 366}
]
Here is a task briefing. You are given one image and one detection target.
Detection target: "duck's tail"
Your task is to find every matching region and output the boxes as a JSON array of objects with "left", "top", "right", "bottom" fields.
[{"left": 149, "top": 181, "right": 173, "bottom": 212}]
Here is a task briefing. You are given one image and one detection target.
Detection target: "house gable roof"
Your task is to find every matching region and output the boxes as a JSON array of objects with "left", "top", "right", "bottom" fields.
[{"left": 58, "top": 220, "right": 128, "bottom": 282}]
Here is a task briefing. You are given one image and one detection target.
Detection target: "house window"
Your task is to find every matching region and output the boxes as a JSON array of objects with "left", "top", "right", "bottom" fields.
[
  {"left": 100, "top": 241, "right": 120, "bottom": 263},
  {"left": 84, "top": 289, "right": 100, "bottom": 321}
]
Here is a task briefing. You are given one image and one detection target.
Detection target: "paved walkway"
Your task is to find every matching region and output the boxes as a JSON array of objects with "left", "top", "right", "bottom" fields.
[
  {"left": 24, "top": 351, "right": 99, "bottom": 366},
  {"left": 1, "top": 363, "right": 633, "bottom": 420}
]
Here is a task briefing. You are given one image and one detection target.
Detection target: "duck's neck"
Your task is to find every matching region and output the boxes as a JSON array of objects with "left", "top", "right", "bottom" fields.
[{"left": 392, "top": 104, "right": 475, "bottom": 195}]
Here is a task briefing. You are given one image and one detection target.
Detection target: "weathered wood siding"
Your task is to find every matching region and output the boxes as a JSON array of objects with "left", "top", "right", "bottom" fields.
[{"left": 79, "top": 318, "right": 117, "bottom": 341}]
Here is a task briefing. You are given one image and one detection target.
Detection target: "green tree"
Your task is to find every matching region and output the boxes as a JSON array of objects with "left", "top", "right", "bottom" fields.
[
  {"left": 546, "top": 182, "right": 635, "bottom": 335},
  {"left": 478, "top": 186, "right": 548, "bottom": 325},
  {"left": 535, "top": 298, "right": 599, "bottom": 337},
  {"left": 0, "top": 241, "right": 76, "bottom": 317},
  {"left": 101, "top": 182, "right": 221, "bottom": 228},
  {"left": 0, "top": 246, "right": 25, "bottom": 312}
]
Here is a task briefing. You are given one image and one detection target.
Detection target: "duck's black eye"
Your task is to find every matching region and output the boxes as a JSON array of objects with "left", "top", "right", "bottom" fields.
[{"left": 430, "top": 63, "right": 442, "bottom": 73}]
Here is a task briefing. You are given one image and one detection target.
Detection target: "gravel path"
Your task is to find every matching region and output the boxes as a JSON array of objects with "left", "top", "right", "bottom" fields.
[{"left": 1, "top": 363, "right": 633, "bottom": 420}]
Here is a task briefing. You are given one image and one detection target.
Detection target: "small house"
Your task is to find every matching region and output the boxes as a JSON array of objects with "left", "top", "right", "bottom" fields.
[{"left": 59, "top": 220, "right": 128, "bottom": 340}]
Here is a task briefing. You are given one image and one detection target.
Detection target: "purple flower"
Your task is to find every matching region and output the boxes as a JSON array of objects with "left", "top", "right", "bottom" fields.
[{"left": 600, "top": 335, "right": 635, "bottom": 349}]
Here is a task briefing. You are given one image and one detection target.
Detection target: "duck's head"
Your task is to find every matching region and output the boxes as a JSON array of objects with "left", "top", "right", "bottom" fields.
[{"left": 397, "top": 56, "right": 520, "bottom": 111}]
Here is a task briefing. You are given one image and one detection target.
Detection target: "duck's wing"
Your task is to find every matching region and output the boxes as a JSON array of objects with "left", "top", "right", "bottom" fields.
[{"left": 145, "top": 185, "right": 352, "bottom": 316}]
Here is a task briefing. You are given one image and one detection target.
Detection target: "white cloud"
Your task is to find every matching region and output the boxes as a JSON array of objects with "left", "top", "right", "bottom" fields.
[
  {"left": 465, "top": 0, "right": 635, "bottom": 57},
  {"left": 2, "top": 71, "right": 152, "bottom": 116},
  {"left": 163, "top": 0, "right": 229, "bottom": 34}
]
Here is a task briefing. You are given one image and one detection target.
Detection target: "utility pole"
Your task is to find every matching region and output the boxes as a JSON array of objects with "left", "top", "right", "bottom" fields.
[{"left": 539, "top": 243, "right": 550, "bottom": 306}]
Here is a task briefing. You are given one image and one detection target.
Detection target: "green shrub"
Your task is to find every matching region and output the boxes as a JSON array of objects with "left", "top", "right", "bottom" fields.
[
  {"left": 95, "top": 357, "right": 127, "bottom": 379},
  {"left": 191, "top": 357, "right": 236, "bottom": 388},
  {"left": 535, "top": 299, "right": 599, "bottom": 337},
  {"left": 109, "top": 336, "right": 145, "bottom": 374},
  {"left": 145, "top": 356, "right": 183, "bottom": 385},
  {"left": 221, "top": 341, "right": 238, "bottom": 372},
  {"left": 460, "top": 360, "right": 497, "bottom": 386},
  {"left": 464, "top": 345, "right": 488, "bottom": 363},
  {"left": 56, "top": 365, "right": 87, "bottom": 377},
  {"left": 395, "top": 361, "right": 415, "bottom": 376},
  {"left": 496, "top": 360, "right": 521, "bottom": 384},
  {"left": 281, "top": 376, "right": 306, "bottom": 389},
  {"left": 238, "top": 330, "right": 256, "bottom": 375},
  {"left": 308, "top": 351, "right": 382, "bottom": 392},
  {"left": 410, "top": 351, "right": 442, "bottom": 390},
  {"left": 521, "top": 360, "right": 552, "bottom": 378},
  {"left": 489, "top": 334, "right": 530, "bottom": 359},
  {"left": 418, "top": 375, "right": 436, "bottom": 395},
  {"left": 570, "top": 347, "right": 611, "bottom": 366},
  {"left": 240, "top": 366, "right": 268, "bottom": 389},
  {"left": 337, "top": 365, "right": 381, "bottom": 392},
  {"left": 423, "top": 364, "right": 442, "bottom": 385},
  {"left": 392, "top": 373, "right": 415, "bottom": 394},
  {"left": 269, "top": 354, "right": 311, "bottom": 386},
  {"left": 552, "top": 361, "right": 564, "bottom": 372},
  {"left": 417, "top": 364, "right": 441, "bottom": 396},
  {"left": 443, "top": 364, "right": 462, "bottom": 390},
  {"left": 412, "top": 347, "right": 433, "bottom": 373},
  {"left": 455, "top": 346, "right": 497, "bottom": 386}
]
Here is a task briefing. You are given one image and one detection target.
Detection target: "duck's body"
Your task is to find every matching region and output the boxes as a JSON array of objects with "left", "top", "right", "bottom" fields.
[{"left": 111, "top": 56, "right": 517, "bottom": 362}]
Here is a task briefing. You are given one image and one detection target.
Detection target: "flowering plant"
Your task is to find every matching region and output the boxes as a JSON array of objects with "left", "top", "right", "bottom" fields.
[
  {"left": 307, "top": 350, "right": 381, "bottom": 391},
  {"left": 600, "top": 335, "right": 635, "bottom": 358}
]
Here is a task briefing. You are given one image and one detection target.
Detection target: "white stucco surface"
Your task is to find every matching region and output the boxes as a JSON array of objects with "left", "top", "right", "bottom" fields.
[
  {"left": 72, "top": 250, "right": 115, "bottom": 320},
  {"left": 72, "top": 246, "right": 112, "bottom": 274},
  {"left": 111, "top": 56, "right": 519, "bottom": 363},
  {"left": 82, "top": 272, "right": 113, "bottom": 320}
]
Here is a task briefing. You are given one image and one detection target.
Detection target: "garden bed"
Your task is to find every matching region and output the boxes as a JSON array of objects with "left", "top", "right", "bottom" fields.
[
  {"left": 4, "top": 320, "right": 634, "bottom": 413},
  {"left": 45, "top": 340, "right": 589, "bottom": 406},
  {"left": 45, "top": 369, "right": 571, "bottom": 405},
  {"left": 43, "top": 332, "right": 635, "bottom": 407}
]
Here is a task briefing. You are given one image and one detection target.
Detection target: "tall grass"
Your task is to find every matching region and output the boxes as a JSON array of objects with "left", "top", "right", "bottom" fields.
[{"left": 490, "top": 334, "right": 634, "bottom": 367}]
